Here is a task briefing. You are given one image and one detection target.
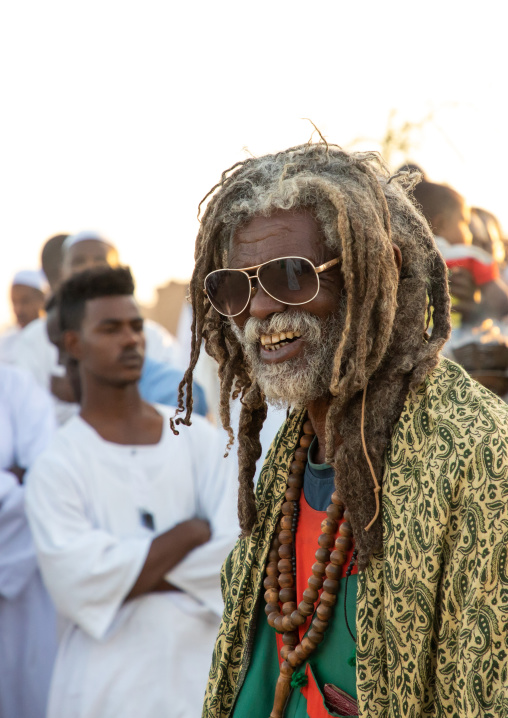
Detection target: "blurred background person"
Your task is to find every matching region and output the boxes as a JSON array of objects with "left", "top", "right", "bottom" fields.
[
  {"left": 0, "top": 364, "right": 57, "bottom": 718},
  {"left": 26, "top": 266, "right": 238, "bottom": 718},
  {"left": 15, "top": 230, "right": 182, "bottom": 424},
  {"left": 0, "top": 270, "right": 47, "bottom": 364},
  {"left": 412, "top": 180, "right": 508, "bottom": 325}
]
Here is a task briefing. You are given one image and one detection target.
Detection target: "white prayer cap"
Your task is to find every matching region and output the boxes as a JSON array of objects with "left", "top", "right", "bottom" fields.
[
  {"left": 12, "top": 269, "right": 48, "bottom": 293},
  {"left": 62, "top": 230, "right": 116, "bottom": 252}
]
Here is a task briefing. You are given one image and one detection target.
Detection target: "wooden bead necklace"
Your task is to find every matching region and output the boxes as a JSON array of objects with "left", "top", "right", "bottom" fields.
[{"left": 264, "top": 419, "right": 355, "bottom": 718}]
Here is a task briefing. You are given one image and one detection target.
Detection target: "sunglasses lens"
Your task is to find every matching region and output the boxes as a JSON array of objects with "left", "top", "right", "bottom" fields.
[
  {"left": 205, "top": 270, "right": 251, "bottom": 316},
  {"left": 259, "top": 257, "right": 318, "bottom": 305}
]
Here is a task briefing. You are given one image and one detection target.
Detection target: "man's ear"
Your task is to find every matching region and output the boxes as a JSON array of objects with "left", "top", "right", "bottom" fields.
[
  {"left": 64, "top": 330, "right": 82, "bottom": 361},
  {"left": 392, "top": 243, "right": 402, "bottom": 275}
]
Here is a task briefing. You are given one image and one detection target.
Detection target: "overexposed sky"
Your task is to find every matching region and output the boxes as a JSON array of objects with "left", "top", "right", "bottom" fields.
[{"left": 0, "top": 0, "right": 507, "bottom": 326}]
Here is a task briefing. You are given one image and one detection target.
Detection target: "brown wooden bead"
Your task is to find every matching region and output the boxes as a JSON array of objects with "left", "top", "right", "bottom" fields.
[
  {"left": 280, "top": 645, "right": 291, "bottom": 660},
  {"left": 279, "top": 529, "right": 293, "bottom": 545},
  {"left": 315, "top": 547, "right": 330, "bottom": 563},
  {"left": 325, "top": 563, "right": 342, "bottom": 581},
  {"left": 299, "top": 434, "right": 313, "bottom": 449},
  {"left": 265, "top": 588, "right": 279, "bottom": 604},
  {"left": 285, "top": 487, "right": 300, "bottom": 502},
  {"left": 311, "top": 561, "right": 327, "bottom": 577},
  {"left": 268, "top": 548, "right": 279, "bottom": 562},
  {"left": 343, "top": 509, "right": 351, "bottom": 522},
  {"left": 320, "top": 591, "right": 337, "bottom": 607},
  {"left": 271, "top": 536, "right": 281, "bottom": 550},
  {"left": 339, "top": 522, "right": 353, "bottom": 538},
  {"left": 307, "top": 628, "right": 324, "bottom": 644},
  {"left": 331, "top": 491, "right": 343, "bottom": 506},
  {"left": 265, "top": 602, "right": 279, "bottom": 617},
  {"left": 301, "top": 636, "right": 315, "bottom": 653},
  {"left": 283, "top": 631, "right": 298, "bottom": 646},
  {"left": 281, "top": 501, "right": 295, "bottom": 516},
  {"left": 273, "top": 615, "right": 285, "bottom": 633},
  {"left": 280, "top": 516, "right": 293, "bottom": 531},
  {"left": 316, "top": 604, "right": 332, "bottom": 621},
  {"left": 264, "top": 575, "right": 278, "bottom": 589},
  {"left": 282, "top": 615, "right": 295, "bottom": 632},
  {"left": 290, "top": 610, "right": 306, "bottom": 626},
  {"left": 278, "top": 573, "right": 294, "bottom": 589},
  {"left": 278, "top": 558, "right": 292, "bottom": 574},
  {"left": 317, "top": 533, "right": 334, "bottom": 549},
  {"left": 279, "top": 587, "right": 296, "bottom": 603},
  {"left": 308, "top": 575, "right": 323, "bottom": 591},
  {"left": 290, "top": 460, "right": 305, "bottom": 475},
  {"left": 321, "top": 517, "right": 338, "bottom": 534},
  {"left": 267, "top": 611, "right": 279, "bottom": 627},
  {"left": 279, "top": 543, "right": 292, "bottom": 560},
  {"left": 294, "top": 448, "right": 308, "bottom": 462},
  {"left": 330, "top": 549, "right": 347, "bottom": 566},
  {"left": 266, "top": 561, "right": 279, "bottom": 576},
  {"left": 280, "top": 660, "right": 293, "bottom": 677},
  {"left": 323, "top": 578, "right": 339, "bottom": 594},
  {"left": 295, "top": 644, "right": 309, "bottom": 661},
  {"left": 311, "top": 617, "right": 328, "bottom": 633},
  {"left": 302, "top": 587, "right": 319, "bottom": 603},
  {"left": 297, "top": 600, "right": 315, "bottom": 617},
  {"left": 303, "top": 420, "right": 315, "bottom": 435},
  {"left": 288, "top": 650, "right": 301, "bottom": 667},
  {"left": 288, "top": 474, "right": 303, "bottom": 488},
  {"left": 282, "top": 601, "right": 297, "bottom": 615},
  {"left": 335, "top": 535, "right": 351, "bottom": 551},
  {"left": 326, "top": 503, "right": 343, "bottom": 520}
]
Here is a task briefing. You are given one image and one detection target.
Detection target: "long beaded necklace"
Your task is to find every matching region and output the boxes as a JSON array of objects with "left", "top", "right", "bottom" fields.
[{"left": 264, "top": 419, "right": 355, "bottom": 718}]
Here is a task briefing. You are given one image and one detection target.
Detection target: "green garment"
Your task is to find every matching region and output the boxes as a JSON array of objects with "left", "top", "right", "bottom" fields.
[
  {"left": 203, "top": 359, "right": 508, "bottom": 717},
  {"left": 233, "top": 577, "right": 358, "bottom": 717}
]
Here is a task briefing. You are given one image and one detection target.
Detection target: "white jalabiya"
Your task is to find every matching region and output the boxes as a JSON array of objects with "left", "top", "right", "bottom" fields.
[
  {"left": 26, "top": 405, "right": 239, "bottom": 718},
  {"left": 0, "top": 325, "right": 22, "bottom": 364},
  {"left": 13, "top": 317, "right": 180, "bottom": 424},
  {"left": 0, "top": 365, "right": 57, "bottom": 718}
]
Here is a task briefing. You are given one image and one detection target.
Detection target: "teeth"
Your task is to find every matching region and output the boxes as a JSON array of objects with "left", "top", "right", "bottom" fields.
[
  {"left": 294, "top": 331, "right": 301, "bottom": 337},
  {"left": 286, "top": 332, "right": 294, "bottom": 339},
  {"left": 260, "top": 331, "right": 302, "bottom": 347},
  {"left": 271, "top": 333, "right": 280, "bottom": 344},
  {"left": 279, "top": 332, "right": 286, "bottom": 341}
]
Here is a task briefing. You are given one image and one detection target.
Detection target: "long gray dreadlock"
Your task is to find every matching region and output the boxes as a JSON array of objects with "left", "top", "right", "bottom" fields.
[{"left": 172, "top": 141, "right": 450, "bottom": 569}]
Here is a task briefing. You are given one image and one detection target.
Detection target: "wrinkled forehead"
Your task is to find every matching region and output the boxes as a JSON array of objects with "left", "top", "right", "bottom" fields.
[{"left": 227, "top": 209, "right": 331, "bottom": 269}]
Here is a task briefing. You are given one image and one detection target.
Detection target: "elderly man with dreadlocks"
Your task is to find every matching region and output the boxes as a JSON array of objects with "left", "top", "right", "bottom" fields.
[{"left": 173, "top": 142, "right": 508, "bottom": 718}]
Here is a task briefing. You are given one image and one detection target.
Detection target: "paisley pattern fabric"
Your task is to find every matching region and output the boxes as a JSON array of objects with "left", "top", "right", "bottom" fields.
[{"left": 203, "top": 359, "right": 508, "bottom": 717}]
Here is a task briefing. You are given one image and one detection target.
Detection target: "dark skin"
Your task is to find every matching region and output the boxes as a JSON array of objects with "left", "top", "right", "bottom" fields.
[
  {"left": 65, "top": 295, "right": 210, "bottom": 599},
  {"left": 230, "top": 210, "right": 402, "bottom": 463}
]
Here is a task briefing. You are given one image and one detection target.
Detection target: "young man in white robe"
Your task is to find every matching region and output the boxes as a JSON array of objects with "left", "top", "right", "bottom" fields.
[
  {"left": 25, "top": 265, "right": 239, "bottom": 718},
  {"left": 0, "top": 364, "right": 57, "bottom": 718}
]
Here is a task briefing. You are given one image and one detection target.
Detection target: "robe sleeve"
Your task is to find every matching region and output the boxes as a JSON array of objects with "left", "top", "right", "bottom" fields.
[
  {"left": 10, "top": 367, "right": 56, "bottom": 469},
  {"left": 165, "top": 420, "right": 239, "bottom": 616},
  {"left": 0, "top": 470, "right": 38, "bottom": 599},
  {"left": 25, "top": 453, "right": 152, "bottom": 640}
]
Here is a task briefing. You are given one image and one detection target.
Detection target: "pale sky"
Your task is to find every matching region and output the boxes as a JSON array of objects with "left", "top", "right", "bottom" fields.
[{"left": 1, "top": 0, "right": 507, "bottom": 327}]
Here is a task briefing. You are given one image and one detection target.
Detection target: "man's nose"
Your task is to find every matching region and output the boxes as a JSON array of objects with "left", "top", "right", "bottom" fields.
[{"left": 248, "top": 282, "right": 286, "bottom": 320}]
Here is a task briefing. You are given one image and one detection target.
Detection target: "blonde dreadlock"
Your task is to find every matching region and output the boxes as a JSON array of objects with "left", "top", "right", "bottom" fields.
[{"left": 173, "top": 142, "right": 450, "bottom": 568}]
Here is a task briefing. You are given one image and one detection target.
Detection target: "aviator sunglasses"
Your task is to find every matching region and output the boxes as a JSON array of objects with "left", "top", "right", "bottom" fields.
[{"left": 204, "top": 256, "right": 340, "bottom": 317}]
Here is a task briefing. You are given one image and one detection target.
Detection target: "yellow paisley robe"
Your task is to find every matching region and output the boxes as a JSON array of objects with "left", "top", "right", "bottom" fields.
[{"left": 203, "top": 359, "right": 508, "bottom": 717}]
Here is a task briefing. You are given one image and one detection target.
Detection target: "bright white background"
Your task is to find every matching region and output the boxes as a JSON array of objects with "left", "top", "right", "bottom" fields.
[{"left": 0, "top": 0, "right": 506, "bottom": 326}]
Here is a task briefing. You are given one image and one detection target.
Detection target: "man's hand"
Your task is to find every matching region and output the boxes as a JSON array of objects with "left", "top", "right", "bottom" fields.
[{"left": 125, "top": 517, "right": 211, "bottom": 601}]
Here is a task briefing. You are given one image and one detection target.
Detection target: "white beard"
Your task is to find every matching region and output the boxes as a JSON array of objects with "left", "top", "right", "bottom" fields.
[{"left": 230, "top": 309, "right": 344, "bottom": 409}]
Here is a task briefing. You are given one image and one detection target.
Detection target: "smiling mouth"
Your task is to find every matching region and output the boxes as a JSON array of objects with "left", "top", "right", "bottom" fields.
[{"left": 260, "top": 330, "right": 302, "bottom": 352}]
